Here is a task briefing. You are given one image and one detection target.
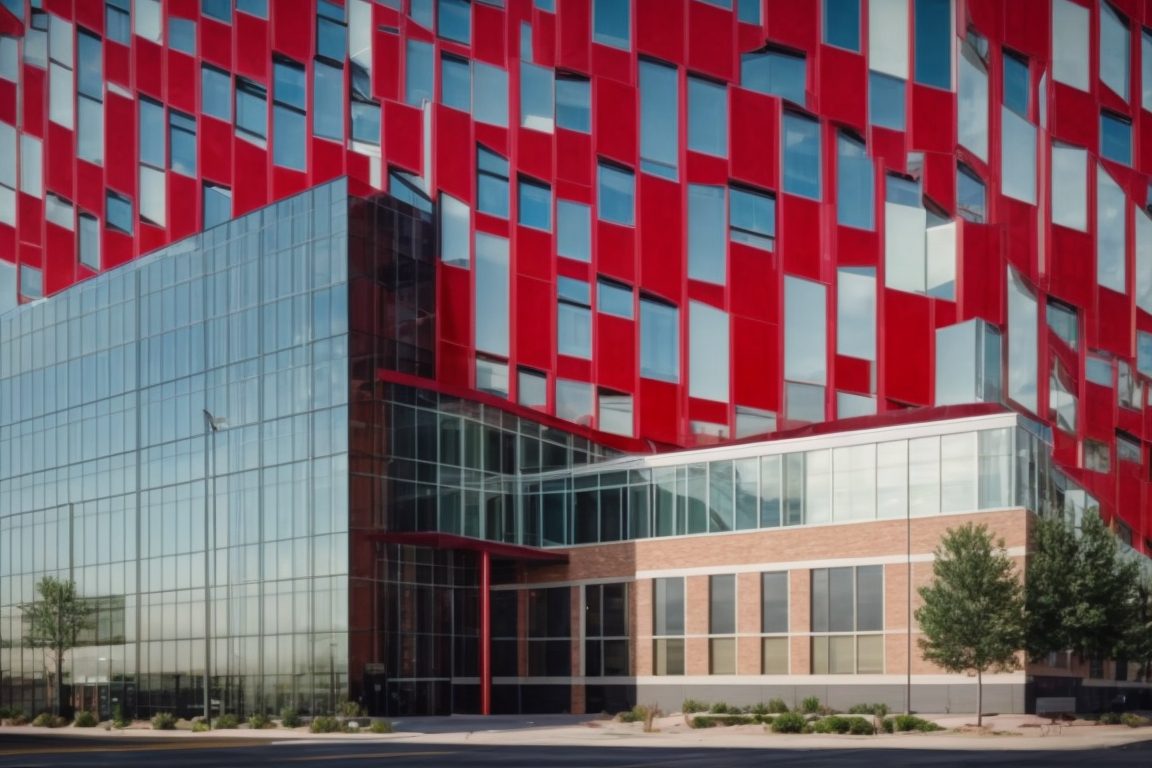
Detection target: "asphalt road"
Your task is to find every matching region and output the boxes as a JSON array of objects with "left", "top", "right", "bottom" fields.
[{"left": 1, "top": 735, "right": 1151, "bottom": 768}]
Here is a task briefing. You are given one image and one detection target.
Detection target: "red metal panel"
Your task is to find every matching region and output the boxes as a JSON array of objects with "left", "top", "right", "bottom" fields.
[
  {"left": 636, "top": 0, "right": 684, "bottom": 65},
  {"left": 593, "top": 76, "right": 635, "bottom": 166},
  {"left": 686, "top": 1, "right": 734, "bottom": 83},
  {"left": 515, "top": 274, "right": 552, "bottom": 371}
]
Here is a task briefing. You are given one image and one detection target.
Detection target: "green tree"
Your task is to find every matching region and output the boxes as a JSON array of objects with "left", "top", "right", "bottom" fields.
[
  {"left": 21, "top": 577, "right": 94, "bottom": 715},
  {"left": 916, "top": 524, "right": 1025, "bottom": 727},
  {"left": 1119, "top": 575, "right": 1152, "bottom": 682}
]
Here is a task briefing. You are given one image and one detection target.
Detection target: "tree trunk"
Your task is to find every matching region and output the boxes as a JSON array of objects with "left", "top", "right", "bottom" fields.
[{"left": 976, "top": 668, "right": 983, "bottom": 729}]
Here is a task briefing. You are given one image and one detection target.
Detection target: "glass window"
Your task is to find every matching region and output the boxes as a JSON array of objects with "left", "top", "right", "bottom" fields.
[
  {"left": 45, "top": 192, "right": 73, "bottom": 229},
  {"left": 19, "top": 264, "right": 42, "bottom": 299},
  {"left": 689, "top": 301, "right": 729, "bottom": 402},
  {"left": 0, "top": 121, "right": 11, "bottom": 189},
  {"left": 597, "top": 278, "right": 633, "bottom": 318},
  {"left": 957, "top": 165, "right": 985, "bottom": 223},
  {"left": 439, "top": 0, "right": 471, "bottom": 44},
  {"left": 688, "top": 77, "right": 727, "bottom": 157},
  {"left": 440, "top": 193, "right": 470, "bottom": 268},
  {"left": 535, "top": 0, "right": 555, "bottom": 11},
  {"left": 521, "top": 22, "right": 533, "bottom": 62},
  {"left": 598, "top": 391, "right": 633, "bottom": 436},
  {"left": 1051, "top": 143, "right": 1087, "bottom": 230},
  {"left": 519, "top": 367, "right": 547, "bottom": 408},
  {"left": 737, "top": 0, "right": 759, "bottom": 23},
  {"left": 782, "top": 112, "right": 821, "bottom": 199},
  {"left": 729, "top": 185, "right": 775, "bottom": 250},
  {"left": 106, "top": 1, "right": 130, "bottom": 45},
  {"left": 405, "top": 38, "right": 434, "bottom": 106},
  {"left": 1100, "top": 2, "right": 1129, "bottom": 100},
  {"left": 236, "top": 77, "right": 267, "bottom": 141},
  {"left": 19, "top": 134, "right": 41, "bottom": 197},
  {"left": 78, "top": 97, "right": 104, "bottom": 164},
  {"left": 202, "top": 65, "right": 232, "bottom": 121},
  {"left": 475, "top": 232, "right": 510, "bottom": 356},
  {"left": 389, "top": 169, "right": 433, "bottom": 213},
  {"left": 837, "top": 267, "right": 875, "bottom": 361},
  {"left": 473, "top": 62, "right": 508, "bottom": 127},
  {"left": 169, "top": 17, "right": 196, "bottom": 54},
  {"left": 202, "top": 0, "right": 231, "bottom": 22},
  {"left": 106, "top": 189, "right": 133, "bottom": 233},
  {"left": 314, "top": 60, "right": 345, "bottom": 140},
  {"left": 1101, "top": 112, "right": 1131, "bottom": 165},
  {"left": 442, "top": 54, "right": 471, "bottom": 112},
  {"left": 168, "top": 110, "right": 196, "bottom": 176},
  {"left": 1116, "top": 432, "right": 1141, "bottom": 463},
  {"left": 1007, "top": 267, "right": 1038, "bottom": 413},
  {"left": 688, "top": 185, "right": 726, "bottom": 284},
  {"left": 1138, "top": 331, "right": 1152, "bottom": 377},
  {"left": 1001, "top": 106, "right": 1036, "bottom": 203},
  {"left": 593, "top": 0, "right": 630, "bottom": 49},
  {"left": 477, "top": 146, "right": 510, "bottom": 218},
  {"left": 139, "top": 164, "right": 165, "bottom": 225},
  {"left": 476, "top": 357, "right": 509, "bottom": 397},
  {"left": 785, "top": 275, "right": 827, "bottom": 384},
  {"left": 49, "top": 63, "right": 74, "bottom": 129},
  {"left": 1097, "top": 165, "right": 1127, "bottom": 293},
  {"left": 139, "top": 98, "right": 165, "bottom": 167},
  {"left": 958, "top": 37, "right": 988, "bottom": 160},
  {"left": 598, "top": 162, "right": 635, "bottom": 225},
  {"left": 1052, "top": 0, "right": 1089, "bottom": 90},
  {"left": 639, "top": 59, "right": 679, "bottom": 180},
  {"left": 203, "top": 183, "right": 231, "bottom": 228},
  {"left": 133, "top": 0, "right": 162, "bottom": 41},
  {"left": 317, "top": 2, "right": 346, "bottom": 62},
  {"left": 1086, "top": 353, "right": 1113, "bottom": 386},
  {"left": 556, "top": 378, "right": 594, "bottom": 423},
  {"left": 237, "top": 0, "right": 268, "bottom": 16},
  {"left": 556, "top": 76, "right": 590, "bottom": 132},
  {"left": 913, "top": 0, "right": 951, "bottom": 89},
  {"left": 761, "top": 572, "right": 789, "bottom": 634},
  {"left": 519, "top": 177, "right": 552, "bottom": 231},
  {"left": 1084, "top": 439, "right": 1110, "bottom": 472},
  {"left": 558, "top": 278, "right": 592, "bottom": 359},
  {"left": 411, "top": 0, "right": 433, "bottom": 28},
  {"left": 869, "top": 71, "right": 905, "bottom": 130},
  {"left": 521, "top": 62, "right": 554, "bottom": 132},
  {"left": 273, "top": 59, "right": 306, "bottom": 169},
  {"left": 1003, "top": 51, "right": 1028, "bottom": 116},
  {"left": 77, "top": 31, "right": 102, "bottom": 97},
  {"left": 1047, "top": 299, "right": 1078, "bottom": 349},
  {"left": 823, "top": 0, "right": 860, "bottom": 51},
  {"left": 741, "top": 48, "right": 806, "bottom": 105},
  {"left": 640, "top": 298, "right": 679, "bottom": 382},
  {"left": 557, "top": 200, "right": 591, "bottom": 261},
  {"left": 710, "top": 574, "right": 736, "bottom": 675},
  {"left": 0, "top": 36, "right": 16, "bottom": 82},
  {"left": 836, "top": 132, "right": 873, "bottom": 230},
  {"left": 78, "top": 213, "right": 100, "bottom": 270},
  {"left": 351, "top": 99, "right": 379, "bottom": 145},
  {"left": 1143, "top": 29, "right": 1152, "bottom": 111}
]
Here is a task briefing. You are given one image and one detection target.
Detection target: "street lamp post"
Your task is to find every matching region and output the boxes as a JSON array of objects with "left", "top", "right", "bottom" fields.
[{"left": 202, "top": 410, "right": 227, "bottom": 725}]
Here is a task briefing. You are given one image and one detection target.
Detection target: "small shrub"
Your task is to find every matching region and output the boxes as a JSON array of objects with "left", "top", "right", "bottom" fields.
[
  {"left": 748, "top": 702, "right": 769, "bottom": 716},
  {"left": 213, "top": 713, "right": 240, "bottom": 729},
  {"left": 112, "top": 705, "right": 129, "bottom": 729},
  {"left": 681, "top": 698, "right": 708, "bottom": 714},
  {"left": 280, "top": 708, "right": 301, "bottom": 728},
  {"left": 369, "top": 720, "right": 394, "bottom": 734},
  {"left": 151, "top": 712, "right": 177, "bottom": 730},
  {"left": 880, "top": 717, "right": 895, "bottom": 734},
  {"left": 813, "top": 715, "right": 850, "bottom": 734},
  {"left": 708, "top": 701, "right": 743, "bottom": 715},
  {"left": 771, "top": 711, "right": 808, "bottom": 733},
  {"left": 890, "top": 714, "right": 942, "bottom": 732},
  {"left": 191, "top": 721, "right": 210, "bottom": 733},
  {"left": 848, "top": 717, "right": 876, "bottom": 735},
  {"left": 248, "top": 712, "right": 273, "bottom": 729},
  {"left": 8, "top": 710, "right": 28, "bottom": 726},
  {"left": 310, "top": 715, "right": 340, "bottom": 734},
  {"left": 1121, "top": 713, "right": 1149, "bottom": 728},
  {"left": 766, "top": 698, "right": 790, "bottom": 714},
  {"left": 690, "top": 716, "right": 718, "bottom": 729},
  {"left": 617, "top": 705, "right": 646, "bottom": 723},
  {"left": 0, "top": 707, "right": 9, "bottom": 719},
  {"left": 72, "top": 710, "right": 98, "bottom": 728},
  {"left": 1097, "top": 712, "right": 1122, "bottom": 725},
  {"left": 800, "top": 696, "right": 821, "bottom": 714},
  {"left": 32, "top": 712, "right": 61, "bottom": 728},
  {"left": 848, "top": 703, "right": 890, "bottom": 715},
  {"left": 338, "top": 701, "right": 363, "bottom": 718}
]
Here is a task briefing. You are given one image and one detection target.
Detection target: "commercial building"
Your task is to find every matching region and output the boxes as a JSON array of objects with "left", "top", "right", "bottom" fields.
[{"left": 1, "top": 0, "right": 1150, "bottom": 718}]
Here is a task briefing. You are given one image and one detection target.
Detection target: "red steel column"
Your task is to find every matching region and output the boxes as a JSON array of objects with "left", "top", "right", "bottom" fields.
[{"left": 479, "top": 549, "right": 491, "bottom": 715}]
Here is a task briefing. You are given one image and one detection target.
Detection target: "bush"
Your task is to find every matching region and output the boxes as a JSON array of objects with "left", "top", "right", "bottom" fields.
[
  {"left": 880, "top": 717, "right": 894, "bottom": 734},
  {"left": 708, "top": 701, "right": 743, "bottom": 715},
  {"left": 812, "top": 716, "right": 849, "bottom": 734},
  {"left": 747, "top": 702, "right": 769, "bottom": 716},
  {"left": 151, "top": 712, "right": 177, "bottom": 730},
  {"left": 112, "top": 705, "right": 129, "bottom": 729},
  {"left": 369, "top": 720, "right": 394, "bottom": 734},
  {"left": 8, "top": 710, "right": 28, "bottom": 726},
  {"left": 248, "top": 713, "right": 273, "bottom": 729},
  {"left": 771, "top": 712, "right": 809, "bottom": 734},
  {"left": 890, "top": 715, "right": 942, "bottom": 732},
  {"left": 310, "top": 716, "right": 341, "bottom": 734},
  {"left": 681, "top": 699, "right": 708, "bottom": 714},
  {"left": 1120, "top": 713, "right": 1149, "bottom": 728},
  {"left": 848, "top": 717, "right": 876, "bottom": 735},
  {"left": 280, "top": 708, "right": 302, "bottom": 728},
  {"left": 800, "top": 696, "right": 821, "bottom": 714},
  {"left": 690, "top": 716, "right": 718, "bottom": 729},
  {"left": 338, "top": 701, "right": 363, "bottom": 718},
  {"left": 766, "top": 698, "right": 790, "bottom": 714},
  {"left": 617, "top": 705, "right": 646, "bottom": 723},
  {"left": 0, "top": 707, "right": 9, "bottom": 719},
  {"left": 72, "top": 710, "right": 98, "bottom": 728},
  {"left": 32, "top": 713, "right": 67, "bottom": 728},
  {"left": 1097, "top": 712, "right": 1122, "bottom": 725},
  {"left": 848, "top": 703, "right": 889, "bottom": 715},
  {"left": 192, "top": 721, "right": 210, "bottom": 733},
  {"left": 213, "top": 713, "right": 240, "bottom": 729}
]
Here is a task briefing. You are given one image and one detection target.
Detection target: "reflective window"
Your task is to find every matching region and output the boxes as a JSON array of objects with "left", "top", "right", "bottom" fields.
[
  {"left": 202, "top": 0, "right": 231, "bottom": 22},
  {"left": 473, "top": 62, "right": 508, "bottom": 127},
  {"left": 389, "top": 169, "right": 433, "bottom": 213},
  {"left": 688, "top": 185, "right": 726, "bottom": 284},
  {"left": 106, "top": 0, "right": 130, "bottom": 44},
  {"left": 836, "top": 132, "right": 873, "bottom": 230},
  {"left": 314, "top": 60, "right": 345, "bottom": 140},
  {"left": 78, "top": 212, "right": 100, "bottom": 270},
  {"left": 1100, "top": 2, "right": 1129, "bottom": 100},
  {"left": 639, "top": 60, "right": 679, "bottom": 180},
  {"left": 957, "top": 165, "right": 985, "bottom": 223},
  {"left": 1007, "top": 267, "right": 1038, "bottom": 413},
  {"left": 598, "top": 162, "right": 635, "bottom": 225},
  {"left": 405, "top": 38, "right": 434, "bottom": 106},
  {"left": 1138, "top": 331, "right": 1152, "bottom": 377},
  {"left": 440, "top": 193, "right": 471, "bottom": 268},
  {"left": 597, "top": 278, "right": 633, "bottom": 318},
  {"left": 1046, "top": 300, "right": 1078, "bottom": 349},
  {"left": 557, "top": 200, "right": 591, "bottom": 261},
  {"left": 823, "top": 0, "right": 860, "bottom": 51},
  {"left": 688, "top": 77, "right": 727, "bottom": 157},
  {"left": 640, "top": 297, "right": 679, "bottom": 382},
  {"left": 535, "top": 0, "right": 555, "bottom": 11},
  {"left": 785, "top": 275, "right": 827, "bottom": 385},
  {"left": 1084, "top": 439, "right": 1110, "bottom": 472},
  {"left": 169, "top": 110, "right": 196, "bottom": 176},
  {"left": 518, "top": 177, "right": 552, "bottom": 231},
  {"left": 913, "top": 0, "right": 951, "bottom": 89},
  {"left": 273, "top": 59, "right": 306, "bottom": 169},
  {"left": 438, "top": 0, "right": 471, "bottom": 44},
  {"left": 709, "top": 573, "right": 736, "bottom": 673},
  {"left": 1116, "top": 432, "right": 1141, "bottom": 463},
  {"left": 518, "top": 367, "right": 547, "bottom": 409},
  {"left": 837, "top": 267, "right": 875, "bottom": 361},
  {"left": 169, "top": 17, "right": 196, "bottom": 54},
  {"left": 139, "top": 165, "right": 165, "bottom": 225},
  {"left": 653, "top": 577, "right": 685, "bottom": 674},
  {"left": 1139, "top": 207, "right": 1152, "bottom": 313},
  {"left": 741, "top": 48, "right": 806, "bottom": 105},
  {"left": 477, "top": 146, "right": 510, "bottom": 218},
  {"left": 1086, "top": 353, "right": 1113, "bottom": 386},
  {"left": 1101, "top": 112, "right": 1131, "bottom": 165},
  {"left": 556, "top": 378, "right": 594, "bottom": 423},
  {"left": 689, "top": 301, "right": 729, "bottom": 402},
  {"left": 236, "top": 77, "right": 267, "bottom": 142},
  {"left": 1050, "top": 357, "right": 1077, "bottom": 432},
  {"left": 1097, "top": 165, "right": 1127, "bottom": 293},
  {"left": 557, "top": 277, "right": 592, "bottom": 359},
  {"left": 521, "top": 22, "right": 533, "bottom": 61},
  {"left": 45, "top": 192, "right": 73, "bottom": 230},
  {"left": 19, "top": 134, "right": 41, "bottom": 197},
  {"left": 729, "top": 185, "right": 775, "bottom": 250},
  {"left": 476, "top": 357, "right": 509, "bottom": 397},
  {"left": 203, "top": 183, "right": 231, "bottom": 228},
  {"left": 1053, "top": 0, "right": 1089, "bottom": 90},
  {"left": 598, "top": 391, "right": 633, "bottom": 436},
  {"left": 49, "top": 62, "right": 74, "bottom": 130},
  {"left": 0, "top": 122, "right": 11, "bottom": 191},
  {"left": 411, "top": 0, "right": 433, "bottom": 28},
  {"left": 1144, "top": 30, "right": 1152, "bottom": 111},
  {"left": 202, "top": 65, "right": 231, "bottom": 121},
  {"left": 317, "top": 1, "right": 346, "bottom": 61},
  {"left": 521, "top": 62, "right": 554, "bottom": 132},
  {"left": 869, "top": 71, "right": 905, "bottom": 130},
  {"left": 1003, "top": 51, "right": 1028, "bottom": 116},
  {"left": 958, "top": 36, "right": 988, "bottom": 160},
  {"left": 782, "top": 112, "right": 821, "bottom": 199},
  {"left": 556, "top": 76, "right": 591, "bottom": 132},
  {"left": 0, "top": 37, "right": 16, "bottom": 81},
  {"left": 441, "top": 54, "right": 471, "bottom": 112},
  {"left": 351, "top": 99, "right": 380, "bottom": 145},
  {"left": 139, "top": 98, "right": 165, "bottom": 168},
  {"left": 593, "top": 0, "right": 630, "bottom": 49},
  {"left": 475, "top": 232, "right": 510, "bottom": 356},
  {"left": 237, "top": 0, "right": 267, "bottom": 16},
  {"left": 106, "top": 189, "right": 133, "bottom": 233},
  {"left": 1001, "top": 106, "right": 1036, "bottom": 203},
  {"left": 19, "top": 264, "right": 42, "bottom": 299},
  {"left": 1051, "top": 143, "right": 1087, "bottom": 230},
  {"left": 78, "top": 96, "right": 104, "bottom": 164},
  {"left": 737, "top": 0, "right": 759, "bottom": 23}
]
